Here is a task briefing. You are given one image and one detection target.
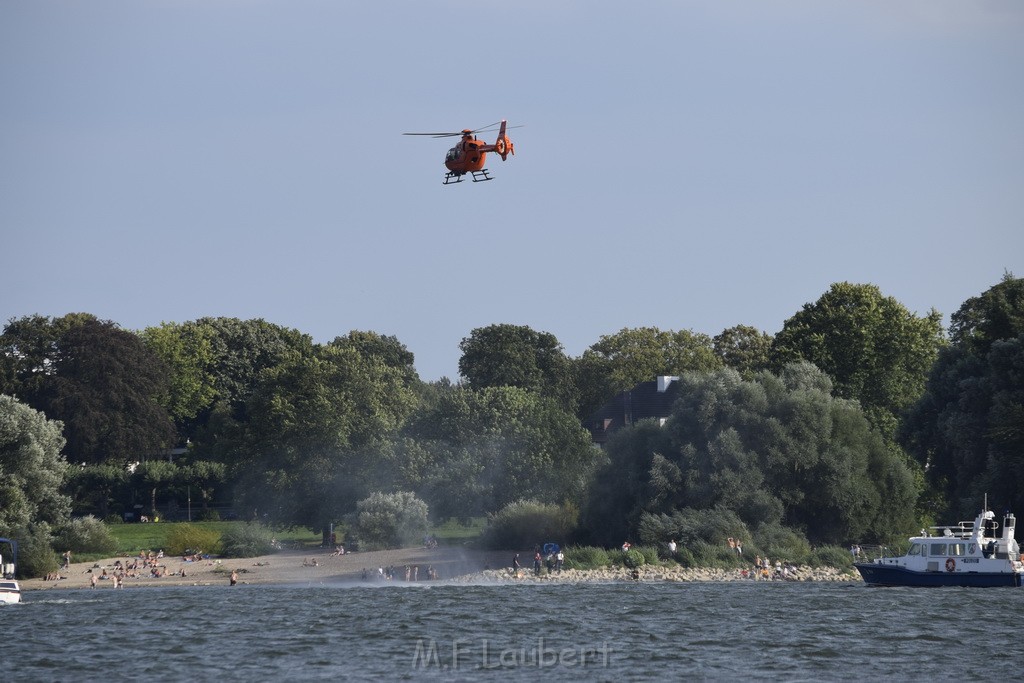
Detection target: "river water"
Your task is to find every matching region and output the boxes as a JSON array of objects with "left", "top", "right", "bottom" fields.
[{"left": 4, "top": 580, "right": 1021, "bottom": 681}]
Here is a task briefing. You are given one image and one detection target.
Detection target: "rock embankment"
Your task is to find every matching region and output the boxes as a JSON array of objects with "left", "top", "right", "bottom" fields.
[{"left": 452, "top": 565, "right": 859, "bottom": 584}]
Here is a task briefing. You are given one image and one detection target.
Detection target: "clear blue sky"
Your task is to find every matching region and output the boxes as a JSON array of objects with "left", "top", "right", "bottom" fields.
[{"left": 3, "top": 1, "right": 1022, "bottom": 380}]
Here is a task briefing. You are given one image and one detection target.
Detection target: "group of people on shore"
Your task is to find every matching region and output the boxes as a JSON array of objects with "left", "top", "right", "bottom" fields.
[
  {"left": 509, "top": 547, "right": 565, "bottom": 577},
  {"left": 742, "top": 555, "right": 798, "bottom": 580}
]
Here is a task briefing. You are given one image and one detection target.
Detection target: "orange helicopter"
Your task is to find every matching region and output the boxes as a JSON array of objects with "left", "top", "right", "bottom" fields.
[{"left": 403, "top": 120, "right": 518, "bottom": 185}]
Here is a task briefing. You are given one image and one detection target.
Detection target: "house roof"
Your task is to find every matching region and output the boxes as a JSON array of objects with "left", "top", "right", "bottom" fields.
[{"left": 585, "top": 376, "right": 680, "bottom": 446}]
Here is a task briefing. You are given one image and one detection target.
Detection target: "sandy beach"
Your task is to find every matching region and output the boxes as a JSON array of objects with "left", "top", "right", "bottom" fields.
[
  {"left": 22, "top": 546, "right": 513, "bottom": 592},
  {"left": 22, "top": 546, "right": 858, "bottom": 592}
]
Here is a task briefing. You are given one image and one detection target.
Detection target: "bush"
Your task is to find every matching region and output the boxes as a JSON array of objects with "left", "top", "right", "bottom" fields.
[
  {"left": 13, "top": 524, "right": 59, "bottom": 579},
  {"left": 54, "top": 516, "right": 119, "bottom": 556},
  {"left": 674, "top": 546, "right": 696, "bottom": 568},
  {"left": 685, "top": 541, "right": 745, "bottom": 569},
  {"left": 164, "top": 523, "right": 222, "bottom": 557},
  {"left": 753, "top": 523, "right": 811, "bottom": 564},
  {"left": 638, "top": 508, "right": 750, "bottom": 549},
  {"left": 563, "top": 545, "right": 609, "bottom": 570},
  {"left": 220, "top": 523, "right": 276, "bottom": 558},
  {"left": 479, "top": 499, "right": 576, "bottom": 551},
  {"left": 622, "top": 549, "right": 646, "bottom": 568},
  {"left": 354, "top": 491, "right": 429, "bottom": 550},
  {"left": 808, "top": 544, "right": 855, "bottom": 570},
  {"left": 635, "top": 545, "right": 661, "bottom": 566}
]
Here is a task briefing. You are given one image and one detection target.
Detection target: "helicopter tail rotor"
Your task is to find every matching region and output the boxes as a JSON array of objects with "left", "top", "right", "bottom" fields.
[{"left": 493, "top": 119, "right": 515, "bottom": 161}]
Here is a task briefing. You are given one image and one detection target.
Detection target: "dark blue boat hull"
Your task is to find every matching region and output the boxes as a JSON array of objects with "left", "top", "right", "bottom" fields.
[{"left": 855, "top": 563, "right": 1023, "bottom": 587}]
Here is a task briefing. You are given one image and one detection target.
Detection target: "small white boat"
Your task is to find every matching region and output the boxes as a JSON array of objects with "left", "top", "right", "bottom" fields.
[
  {"left": 855, "top": 503, "right": 1024, "bottom": 587},
  {"left": 0, "top": 580, "right": 20, "bottom": 604},
  {"left": 0, "top": 538, "right": 21, "bottom": 604}
]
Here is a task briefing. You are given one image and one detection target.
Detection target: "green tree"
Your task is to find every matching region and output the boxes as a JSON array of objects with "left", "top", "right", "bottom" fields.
[
  {"left": 226, "top": 341, "right": 418, "bottom": 533},
  {"left": 399, "top": 385, "right": 601, "bottom": 517},
  {"left": 64, "top": 464, "right": 129, "bottom": 520},
  {"left": 458, "top": 324, "right": 576, "bottom": 412},
  {"left": 574, "top": 327, "right": 722, "bottom": 420},
  {"left": 903, "top": 275, "right": 1024, "bottom": 519},
  {"left": 0, "top": 395, "right": 71, "bottom": 532},
  {"left": 949, "top": 272, "right": 1024, "bottom": 355},
  {"left": 182, "top": 460, "right": 227, "bottom": 516},
  {"left": 140, "top": 321, "right": 218, "bottom": 425},
  {"left": 713, "top": 325, "right": 773, "bottom": 377},
  {"left": 0, "top": 313, "right": 94, "bottom": 399},
  {"left": 0, "top": 315, "right": 175, "bottom": 464},
  {"left": 771, "top": 282, "right": 945, "bottom": 439},
  {"left": 132, "top": 460, "right": 180, "bottom": 520},
  {"left": 581, "top": 364, "right": 918, "bottom": 546},
  {"left": 190, "top": 317, "right": 314, "bottom": 410}
]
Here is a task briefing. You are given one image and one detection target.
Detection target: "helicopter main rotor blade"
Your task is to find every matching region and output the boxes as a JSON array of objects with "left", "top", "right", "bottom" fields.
[{"left": 403, "top": 123, "right": 524, "bottom": 137}]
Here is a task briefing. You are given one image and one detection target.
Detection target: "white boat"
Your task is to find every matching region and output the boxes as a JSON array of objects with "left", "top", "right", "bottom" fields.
[
  {"left": 855, "top": 504, "right": 1024, "bottom": 587},
  {"left": 0, "top": 538, "right": 20, "bottom": 603}
]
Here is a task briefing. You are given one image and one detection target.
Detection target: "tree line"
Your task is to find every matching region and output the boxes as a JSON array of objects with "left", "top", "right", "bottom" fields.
[{"left": 1, "top": 276, "right": 1021, "bottom": 554}]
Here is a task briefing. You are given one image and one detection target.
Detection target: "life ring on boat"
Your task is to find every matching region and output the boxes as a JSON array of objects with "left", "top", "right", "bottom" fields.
[{"left": 945, "top": 558, "right": 956, "bottom": 572}]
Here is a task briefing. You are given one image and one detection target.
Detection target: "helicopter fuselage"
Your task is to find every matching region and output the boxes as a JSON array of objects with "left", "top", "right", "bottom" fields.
[{"left": 444, "top": 133, "right": 489, "bottom": 175}]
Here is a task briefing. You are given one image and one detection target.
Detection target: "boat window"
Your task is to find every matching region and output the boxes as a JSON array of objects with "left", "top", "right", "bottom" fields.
[
  {"left": 907, "top": 543, "right": 922, "bottom": 556},
  {"left": 930, "top": 543, "right": 947, "bottom": 556},
  {"left": 949, "top": 543, "right": 965, "bottom": 556}
]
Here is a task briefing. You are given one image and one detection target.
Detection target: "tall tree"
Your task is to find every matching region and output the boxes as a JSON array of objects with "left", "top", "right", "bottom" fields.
[
  {"left": 582, "top": 364, "right": 918, "bottom": 546},
  {"left": 226, "top": 341, "right": 418, "bottom": 532},
  {"left": 191, "top": 317, "right": 315, "bottom": 410},
  {"left": 0, "top": 315, "right": 174, "bottom": 464},
  {"left": 185, "top": 317, "right": 315, "bottom": 453},
  {"left": 575, "top": 326, "right": 722, "bottom": 420},
  {"left": 399, "top": 384, "right": 601, "bottom": 518},
  {"left": 458, "top": 324, "right": 576, "bottom": 412},
  {"left": 949, "top": 272, "right": 1024, "bottom": 355},
  {"left": 713, "top": 325, "right": 773, "bottom": 377},
  {"left": 771, "top": 282, "right": 945, "bottom": 439},
  {"left": 139, "top": 321, "right": 218, "bottom": 425},
  {"left": 903, "top": 275, "right": 1024, "bottom": 519},
  {"left": 0, "top": 394, "right": 71, "bottom": 532}
]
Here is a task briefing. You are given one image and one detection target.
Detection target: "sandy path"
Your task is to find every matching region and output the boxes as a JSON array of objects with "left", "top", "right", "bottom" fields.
[{"left": 22, "top": 546, "right": 515, "bottom": 592}]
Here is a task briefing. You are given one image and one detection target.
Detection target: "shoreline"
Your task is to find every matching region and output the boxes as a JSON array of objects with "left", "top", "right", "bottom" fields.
[
  {"left": 21, "top": 547, "right": 859, "bottom": 592},
  {"left": 452, "top": 565, "right": 860, "bottom": 584}
]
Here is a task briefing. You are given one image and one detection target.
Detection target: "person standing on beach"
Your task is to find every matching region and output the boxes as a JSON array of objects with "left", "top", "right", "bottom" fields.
[
  {"left": 230, "top": 569, "right": 238, "bottom": 586},
  {"left": 556, "top": 550, "right": 564, "bottom": 573},
  {"left": 512, "top": 553, "right": 520, "bottom": 576}
]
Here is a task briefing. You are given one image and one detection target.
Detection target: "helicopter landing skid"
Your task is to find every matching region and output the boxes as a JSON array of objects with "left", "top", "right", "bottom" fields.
[{"left": 443, "top": 169, "right": 492, "bottom": 185}]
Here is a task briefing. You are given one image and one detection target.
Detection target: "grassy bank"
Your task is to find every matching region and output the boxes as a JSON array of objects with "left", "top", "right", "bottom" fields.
[{"left": 105, "top": 517, "right": 487, "bottom": 556}]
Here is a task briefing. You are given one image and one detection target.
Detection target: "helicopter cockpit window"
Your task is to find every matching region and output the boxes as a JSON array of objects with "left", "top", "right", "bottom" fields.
[{"left": 446, "top": 149, "right": 459, "bottom": 162}]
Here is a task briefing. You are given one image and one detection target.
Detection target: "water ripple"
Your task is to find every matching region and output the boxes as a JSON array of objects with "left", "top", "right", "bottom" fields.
[{"left": 4, "top": 581, "right": 1022, "bottom": 680}]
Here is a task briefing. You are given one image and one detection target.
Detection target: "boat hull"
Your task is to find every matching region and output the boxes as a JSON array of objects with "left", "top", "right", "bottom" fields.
[{"left": 856, "top": 563, "right": 1023, "bottom": 588}]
